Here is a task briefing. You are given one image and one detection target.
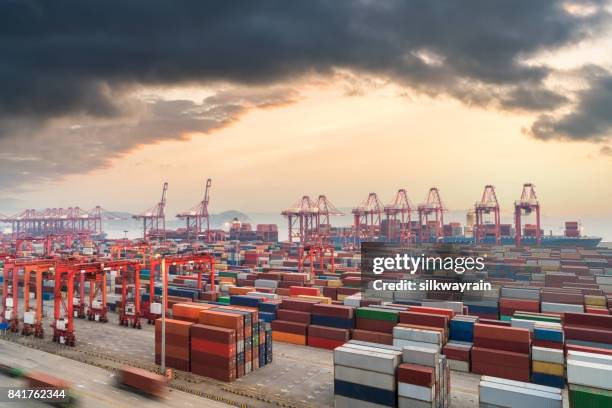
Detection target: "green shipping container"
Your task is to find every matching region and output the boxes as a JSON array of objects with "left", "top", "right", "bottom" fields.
[
  {"left": 355, "top": 307, "right": 399, "bottom": 322},
  {"left": 569, "top": 384, "right": 612, "bottom": 408}
]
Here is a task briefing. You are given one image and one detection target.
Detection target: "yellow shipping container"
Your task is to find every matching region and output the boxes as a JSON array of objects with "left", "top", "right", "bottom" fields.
[{"left": 532, "top": 361, "right": 564, "bottom": 376}]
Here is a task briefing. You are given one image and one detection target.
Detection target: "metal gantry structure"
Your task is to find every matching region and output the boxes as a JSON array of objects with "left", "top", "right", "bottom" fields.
[
  {"left": 312, "top": 195, "right": 344, "bottom": 244},
  {"left": 133, "top": 182, "right": 168, "bottom": 240},
  {"left": 177, "top": 178, "right": 212, "bottom": 242},
  {"left": 417, "top": 187, "right": 446, "bottom": 242},
  {"left": 474, "top": 185, "right": 501, "bottom": 245},
  {"left": 1, "top": 206, "right": 113, "bottom": 238},
  {"left": 352, "top": 193, "right": 384, "bottom": 244},
  {"left": 514, "top": 183, "right": 541, "bottom": 246},
  {"left": 282, "top": 196, "right": 316, "bottom": 243},
  {"left": 384, "top": 189, "right": 414, "bottom": 243}
]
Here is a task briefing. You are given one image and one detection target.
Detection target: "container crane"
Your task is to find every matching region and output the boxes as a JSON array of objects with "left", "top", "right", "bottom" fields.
[
  {"left": 384, "top": 189, "right": 413, "bottom": 243},
  {"left": 298, "top": 244, "right": 335, "bottom": 279},
  {"left": 281, "top": 196, "right": 316, "bottom": 243},
  {"left": 133, "top": 182, "right": 168, "bottom": 240},
  {"left": 514, "top": 183, "right": 541, "bottom": 246},
  {"left": 312, "top": 195, "right": 344, "bottom": 244},
  {"left": 352, "top": 193, "right": 383, "bottom": 245},
  {"left": 51, "top": 263, "right": 76, "bottom": 346},
  {"left": 177, "top": 178, "right": 212, "bottom": 242},
  {"left": 22, "top": 262, "right": 54, "bottom": 337},
  {"left": 417, "top": 187, "right": 445, "bottom": 242},
  {"left": 474, "top": 185, "right": 501, "bottom": 245},
  {"left": 103, "top": 259, "right": 143, "bottom": 329}
]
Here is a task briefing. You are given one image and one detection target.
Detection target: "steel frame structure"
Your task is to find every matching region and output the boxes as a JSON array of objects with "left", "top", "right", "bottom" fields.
[
  {"left": 384, "top": 189, "right": 414, "bottom": 243},
  {"left": 352, "top": 193, "right": 383, "bottom": 244},
  {"left": 133, "top": 182, "right": 168, "bottom": 240},
  {"left": 282, "top": 196, "right": 316, "bottom": 243},
  {"left": 474, "top": 185, "right": 501, "bottom": 245},
  {"left": 177, "top": 178, "right": 212, "bottom": 242},
  {"left": 417, "top": 187, "right": 445, "bottom": 242},
  {"left": 514, "top": 183, "right": 541, "bottom": 246}
]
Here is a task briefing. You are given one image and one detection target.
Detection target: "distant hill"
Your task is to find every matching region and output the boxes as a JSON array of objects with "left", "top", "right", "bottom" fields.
[{"left": 210, "top": 210, "right": 251, "bottom": 229}]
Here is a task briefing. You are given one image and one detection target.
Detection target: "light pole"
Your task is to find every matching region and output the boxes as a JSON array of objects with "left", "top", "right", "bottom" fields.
[{"left": 160, "top": 255, "right": 166, "bottom": 374}]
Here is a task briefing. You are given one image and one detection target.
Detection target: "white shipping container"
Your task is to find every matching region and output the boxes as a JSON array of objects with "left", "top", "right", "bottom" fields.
[
  {"left": 150, "top": 303, "right": 161, "bottom": 314},
  {"left": 398, "top": 382, "right": 433, "bottom": 402},
  {"left": 395, "top": 339, "right": 440, "bottom": 353},
  {"left": 532, "top": 347, "right": 564, "bottom": 365},
  {"left": 567, "top": 350, "right": 612, "bottom": 366},
  {"left": 56, "top": 319, "right": 66, "bottom": 331},
  {"left": 479, "top": 381, "right": 562, "bottom": 408},
  {"left": 541, "top": 302, "right": 584, "bottom": 314},
  {"left": 23, "top": 311, "right": 35, "bottom": 325},
  {"left": 393, "top": 326, "right": 442, "bottom": 345},
  {"left": 334, "top": 347, "right": 400, "bottom": 375},
  {"left": 402, "top": 346, "right": 439, "bottom": 367},
  {"left": 567, "top": 360, "right": 612, "bottom": 390},
  {"left": 334, "top": 365, "right": 396, "bottom": 391}
]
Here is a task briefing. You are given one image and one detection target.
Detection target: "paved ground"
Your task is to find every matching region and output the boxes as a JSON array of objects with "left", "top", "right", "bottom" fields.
[
  {"left": 1, "top": 302, "right": 557, "bottom": 408},
  {"left": 0, "top": 340, "right": 231, "bottom": 408}
]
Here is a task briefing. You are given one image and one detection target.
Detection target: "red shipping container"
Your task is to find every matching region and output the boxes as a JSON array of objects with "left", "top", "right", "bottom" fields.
[
  {"left": 564, "top": 326, "right": 612, "bottom": 344},
  {"left": 566, "top": 344, "right": 612, "bottom": 356},
  {"left": 312, "top": 304, "right": 354, "bottom": 319},
  {"left": 280, "top": 298, "right": 319, "bottom": 312},
  {"left": 472, "top": 347, "right": 529, "bottom": 369},
  {"left": 474, "top": 323, "right": 530, "bottom": 343},
  {"left": 289, "top": 286, "right": 320, "bottom": 296},
  {"left": 276, "top": 309, "right": 312, "bottom": 324},
  {"left": 399, "top": 311, "right": 448, "bottom": 329},
  {"left": 307, "top": 336, "right": 346, "bottom": 350},
  {"left": 471, "top": 360, "right": 530, "bottom": 382},
  {"left": 500, "top": 298, "right": 540, "bottom": 313},
  {"left": 308, "top": 325, "right": 350, "bottom": 341},
  {"left": 409, "top": 306, "right": 455, "bottom": 319},
  {"left": 271, "top": 320, "right": 308, "bottom": 336},
  {"left": 356, "top": 318, "right": 396, "bottom": 333},
  {"left": 397, "top": 363, "right": 434, "bottom": 387},
  {"left": 351, "top": 329, "right": 393, "bottom": 345},
  {"left": 442, "top": 344, "right": 471, "bottom": 361}
]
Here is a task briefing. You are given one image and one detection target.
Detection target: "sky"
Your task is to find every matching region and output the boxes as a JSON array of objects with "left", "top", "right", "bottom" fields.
[{"left": 1, "top": 1, "right": 611, "bottom": 237}]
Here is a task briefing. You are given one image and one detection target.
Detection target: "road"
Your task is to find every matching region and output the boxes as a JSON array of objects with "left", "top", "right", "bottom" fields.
[{"left": 0, "top": 339, "right": 231, "bottom": 408}]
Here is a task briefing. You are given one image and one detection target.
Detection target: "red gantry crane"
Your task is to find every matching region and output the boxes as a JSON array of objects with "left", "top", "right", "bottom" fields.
[
  {"left": 352, "top": 193, "right": 384, "bottom": 244},
  {"left": 177, "top": 178, "right": 212, "bottom": 242},
  {"left": 133, "top": 182, "right": 168, "bottom": 241},
  {"left": 474, "top": 185, "right": 501, "bottom": 245},
  {"left": 417, "top": 187, "right": 446, "bottom": 242},
  {"left": 22, "top": 261, "right": 54, "bottom": 337},
  {"left": 312, "top": 195, "right": 344, "bottom": 244},
  {"left": 514, "top": 183, "right": 541, "bottom": 246},
  {"left": 51, "top": 263, "right": 76, "bottom": 346},
  {"left": 282, "top": 196, "right": 316, "bottom": 243},
  {"left": 384, "top": 189, "right": 414, "bottom": 243}
]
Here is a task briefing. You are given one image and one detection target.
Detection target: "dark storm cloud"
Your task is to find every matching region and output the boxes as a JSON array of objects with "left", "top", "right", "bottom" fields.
[
  {"left": 0, "top": 0, "right": 611, "bottom": 188},
  {"left": 2, "top": 0, "right": 607, "bottom": 123},
  {"left": 529, "top": 70, "right": 612, "bottom": 142},
  {"left": 0, "top": 87, "right": 297, "bottom": 187}
]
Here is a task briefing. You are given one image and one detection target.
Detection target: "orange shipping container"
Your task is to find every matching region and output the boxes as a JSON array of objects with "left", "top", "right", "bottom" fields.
[{"left": 199, "top": 310, "right": 244, "bottom": 330}]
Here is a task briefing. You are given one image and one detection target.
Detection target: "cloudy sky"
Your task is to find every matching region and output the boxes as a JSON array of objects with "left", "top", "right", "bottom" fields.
[{"left": 1, "top": 1, "right": 611, "bottom": 236}]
